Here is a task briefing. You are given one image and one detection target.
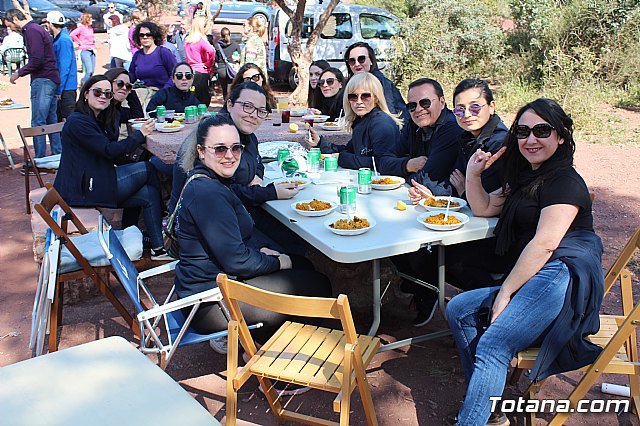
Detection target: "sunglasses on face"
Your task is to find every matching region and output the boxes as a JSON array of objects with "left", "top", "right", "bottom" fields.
[
  {"left": 406, "top": 98, "right": 436, "bottom": 113},
  {"left": 453, "top": 103, "right": 487, "bottom": 118},
  {"left": 243, "top": 74, "right": 262, "bottom": 83},
  {"left": 516, "top": 123, "right": 555, "bottom": 139},
  {"left": 347, "top": 92, "right": 372, "bottom": 102},
  {"left": 90, "top": 88, "right": 113, "bottom": 99},
  {"left": 236, "top": 101, "right": 269, "bottom": 119},
  {"left": 318, "top": 78, "right": 337, "bottom": 86},
  {"left": 139, "top": 32, "right": 152, "bottom": 39},
  {"left": 202, "top": 143, "right": 244, "bottom": 158},
  {"left": 348, "top": 55, "right": 368, "bottom": 66},
  {"left": 174, "top": 72, "right": 193, "bottom": 80},
  {"left": 114, "top": 79, "right": 133, "bottom": 91}
]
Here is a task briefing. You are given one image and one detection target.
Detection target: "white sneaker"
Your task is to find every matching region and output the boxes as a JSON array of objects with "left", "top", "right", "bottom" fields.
[{"left": 209, "top": 336, "right": 228, "bottom": 354}]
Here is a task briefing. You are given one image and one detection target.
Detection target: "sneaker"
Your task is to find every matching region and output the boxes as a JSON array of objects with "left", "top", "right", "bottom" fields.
[
  {"left": 487, "top": 413, "right": 509, "bottom": 426},
  {"left": 209, "top": 336, "right": 227, "bottom": 354},
  {"left": 259, "top": 380, "right": 311, "bottom": 397},
  {"left": 413, "top": 290, "right": 438, "bottom": 327},
  {"left": 150, "top": 247, "right": 173, "bottom": 261}
]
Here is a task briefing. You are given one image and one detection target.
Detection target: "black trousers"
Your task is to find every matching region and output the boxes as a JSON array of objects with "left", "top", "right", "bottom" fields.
[
  {"left": 57, "top": 90, "right": 76, "bottom": 121},
  {"left": 192, "top": 71, "right": 211, "bottom": 106}
]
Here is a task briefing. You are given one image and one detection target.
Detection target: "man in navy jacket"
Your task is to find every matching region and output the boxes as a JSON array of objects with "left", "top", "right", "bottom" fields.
[
  {"left": 380, "top": 78, "right": 463, "bottom": 195},
  {"left": 45, "top": 11, "right": 77, "bottom": 120}
]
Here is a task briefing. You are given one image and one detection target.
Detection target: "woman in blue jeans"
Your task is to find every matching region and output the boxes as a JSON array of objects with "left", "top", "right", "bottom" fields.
[
  {"left": 54, "top": 75, "right": 170, "bottom": 260},
  {"left": 446, "top": 98, "right": 604, "bottom": 425}
]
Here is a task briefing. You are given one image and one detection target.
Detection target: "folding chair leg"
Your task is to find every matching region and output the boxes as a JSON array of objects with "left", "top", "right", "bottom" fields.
[
  {"left": 0, "top": 131, "right": 14, "bottom": 168},
  {"left": 24, "top": 147, "right": 30, "bottom": 214},
  {"left": 226, "top": 321, "right": 239, "bottom": 426},
  {"left": 353, "top": 348, "right": 378, "bottom": 426},
  {"left": 340, "top": 344, "right": 353, "bottom": 426},
  {"left": 509, "top": 367, "right": 525, "bottom": 385},
  {"left": 48, "top": 280, "right": 62, "bottom": 353},
  {"left": 523, "top": 380, "right": 541, "bottom": 426}
]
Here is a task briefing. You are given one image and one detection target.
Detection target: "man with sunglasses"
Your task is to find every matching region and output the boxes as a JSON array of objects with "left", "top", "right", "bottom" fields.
[
  {"left": 344, "top": 42, "right": 409, "bottom": 126},
  {"left": 44, "top": 11, "right": 77, "bottom": 120},
  {"left": 4, "top": 9, "right": 62, "bottom": 161}
]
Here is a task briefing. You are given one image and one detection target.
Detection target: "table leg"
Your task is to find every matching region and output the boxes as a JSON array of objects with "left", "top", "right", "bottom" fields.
[
  {"left": 0, "top": 131, "right": 15, "bottom": 168},
  {"left": 367, "top": 258, "right": 381, "bottom": 336},
  {"left": 437, "top": 245, "right": 447, "bottom": 321}
]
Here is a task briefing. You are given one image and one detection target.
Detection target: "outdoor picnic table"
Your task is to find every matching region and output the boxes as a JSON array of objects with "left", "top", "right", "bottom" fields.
[
  {"left": 145, "top": 115, "right": 351, "bottom": 163},
  {"left": 261, "top": 164, "right": 498, "bottom": 351},
  {"left": 0, "top": 336, "right": 221, "bottom": 426}
]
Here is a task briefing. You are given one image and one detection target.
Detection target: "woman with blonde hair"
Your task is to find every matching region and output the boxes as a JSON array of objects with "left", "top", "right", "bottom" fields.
[
  {"left": 184, "top": 15, "right": 216, "bottom": 105},
  {"left": 70, "top": 13, "right": 96, "bottom": 85},
  {"left": 240, "top": 16, "right": 267, "bottom": 75},
  {"left": 308, "top": 72, "right": 403, "bottom": 171}
]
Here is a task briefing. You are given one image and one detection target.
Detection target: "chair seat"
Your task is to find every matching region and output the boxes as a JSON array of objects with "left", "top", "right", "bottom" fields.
[
  {"left": 165, "top": 310, "right": 228, "bottom": 347},
  {"left": 60, "top": 226, "right": 143, "bottom": 273},
  {"left": 247, "top": 321, "right": 380, "bottom": 392},
  {"left": 34, "top": 154, "right": 61, "bottom": 170}
]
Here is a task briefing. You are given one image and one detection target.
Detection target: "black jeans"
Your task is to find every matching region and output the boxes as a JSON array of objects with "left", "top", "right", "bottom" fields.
[
  {"left": 57, "top": 90, "right": 76, "bottom": 120},
  {"left": 192, "top": 71, "right": 211, "bottom": 106}
]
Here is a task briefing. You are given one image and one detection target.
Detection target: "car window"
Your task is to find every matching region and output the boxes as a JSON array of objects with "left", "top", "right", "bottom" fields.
[
  {"left": 359, "top": 14, "right": 398, "bottom": 40},
  {"left": 285, "top": 13, "right": 352, "bottom": 40}
]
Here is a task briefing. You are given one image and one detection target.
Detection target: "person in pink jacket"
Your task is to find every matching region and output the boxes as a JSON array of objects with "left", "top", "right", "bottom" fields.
[
  {"left": 184, "top": 16, "right": 215, "bottom": 106},
  {"left": 70, "top": 13, "right": 96, "bottom": 85}
]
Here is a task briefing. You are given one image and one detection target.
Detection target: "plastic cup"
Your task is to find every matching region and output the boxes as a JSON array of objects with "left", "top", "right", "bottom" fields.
[
  {"left": 281, "top": 110, "right": 290, "bottom": 123},
  {"left": 272, "top": 110, "right": 282, "bottom": 126}
]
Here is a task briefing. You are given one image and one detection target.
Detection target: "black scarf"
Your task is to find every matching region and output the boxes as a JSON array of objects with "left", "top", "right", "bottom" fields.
[
  {"left": 494, "top": 149, "right": 571, "bottom": 255},
  {"left": 461, "top": 113, "right": 502, "bottom": 161}
]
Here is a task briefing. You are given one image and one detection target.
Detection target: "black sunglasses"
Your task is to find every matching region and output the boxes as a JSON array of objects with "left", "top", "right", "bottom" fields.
[
  {"left": 516, "top": 123, "right": 555, "bottom": 139},
  {"left": 174, "top": 72, "right": 193, "bottom": 80},
  {"left": 318, "top": 78, "right": 336, "bottom": 86},
  {"left": 90, "top": 88, "right": 113, "bottom": 99},
  {"left": 347, "top": 92, "right": 372, "bottom": 102},
  {"left": 348, "top": 55, "right": 368, "bottom": 66},
  {"left": 139, "top": 32, "right": 153, "bottom": 38},
  {"left": 406, "top": 98, "right": 435, "bottom": 113},
  {"left": 202, "top": 143, "right": 244, "bottom": 158},
  {"left": 243, "top": 74, "right": 262, "bottom": 83},
  {"left": 114, "top": 79, "right": 133, "bottom": 91}
]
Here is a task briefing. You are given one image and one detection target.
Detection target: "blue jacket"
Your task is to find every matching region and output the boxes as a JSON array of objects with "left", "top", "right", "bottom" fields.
[
  {"left": 53, "top": 111, "right": 146, "bottom": 207},
  {"left": 531, "top": 230, "right": 605, "bottom": 381},
  {"left": 174, "top": 161, "right": 280, "bottom": 299},
  {"left": 52, "top": 28, "right": 77, "bottom": 95},
  {"left": 318, "top": 107, "right": 401, "bottom": 171},
  {"left": 383, "top": 108, "right": 463, "bottom": 194},
  {"left": 371, "top": 69, "right": 409, "bottom": 126}
]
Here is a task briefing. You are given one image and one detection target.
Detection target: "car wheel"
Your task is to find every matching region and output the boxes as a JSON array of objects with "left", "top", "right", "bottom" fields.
[
  {"left": 288, "top": 68, "right": 299, "bottom": 89},
  {"left": 253, "top": 13, "right": 268, "bottom": 27}
]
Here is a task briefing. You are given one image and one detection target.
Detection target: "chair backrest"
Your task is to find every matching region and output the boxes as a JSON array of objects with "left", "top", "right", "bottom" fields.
[
  {"left": 216, "top": 274, "right": 359, "bottom": 353},
  {"left": 4, "top": 47, "right": 25, "bottom": 62},
  {"left": 97, "top": 215, "right": 145, "bottom": 314},
  {"left": 604, "top": 225, "right": 640, "bottom": 295},
  {"left": 18, "top": 123, "right": 65, "bottom": 178},
  {"left": 34, "top": 184, "right": 88, "bottom": 237}
]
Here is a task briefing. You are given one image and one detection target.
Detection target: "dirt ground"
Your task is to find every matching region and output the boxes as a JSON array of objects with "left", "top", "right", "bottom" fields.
[{"left": 1, "top": 27, "right": 639, "bottom": 426}]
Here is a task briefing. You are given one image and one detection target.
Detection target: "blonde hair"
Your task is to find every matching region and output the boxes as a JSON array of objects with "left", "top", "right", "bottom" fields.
[
  {"left": 342, "top": 73, "right": 403, "bottom": 132},
  {"left": 80, "top": 13, "right": 92, "bottom": 26},
  {"left": 185, "top": 15, "right": 208, "bottom": 44},
  {"left": 246, "top": 16, "right": 265, "bottom": 38}
]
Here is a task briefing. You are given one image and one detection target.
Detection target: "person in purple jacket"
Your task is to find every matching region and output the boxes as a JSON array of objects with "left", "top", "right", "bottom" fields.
[
  {"left": 4, "top": 9, "right": 61, "bottom": 160},
  {"left": 129, "top": 21, "right": 177, "bottom": 95}
]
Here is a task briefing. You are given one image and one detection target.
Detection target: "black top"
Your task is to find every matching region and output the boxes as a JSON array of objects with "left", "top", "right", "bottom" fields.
[
  {"left": 318, "top": 89, "right": 344, "bottom": 121},
  {"left": 146, "top": 84, "right": 199, "bottom": 114}
]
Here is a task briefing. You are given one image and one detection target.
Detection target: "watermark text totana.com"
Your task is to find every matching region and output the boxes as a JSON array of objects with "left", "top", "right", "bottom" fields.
[{"left": 490, "top": 396, "right": 629, "bottom": 414}]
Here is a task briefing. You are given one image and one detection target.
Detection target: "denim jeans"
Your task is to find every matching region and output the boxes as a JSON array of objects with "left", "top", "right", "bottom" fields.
[
  {"left": 115, "top": 162, "right": 163, "bottom": 248},
  {"left": 80, "top": 50, "right": 96, "bottom": 85},
  {"left": 446, "top": 259, "right": 570, "bottom": 425},
  {"left": 30, "top": 78, "right": 61, "bottom": 158}
]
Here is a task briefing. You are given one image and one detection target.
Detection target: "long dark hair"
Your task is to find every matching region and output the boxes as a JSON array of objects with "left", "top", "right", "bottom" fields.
[
  {"left": 75, "top": 75, "right": 117, "bottom": 128},
  {"left": 501, "top": 98, "right": 576, "bottom": 193},
  {"left": 344, "top": 42, "right": 378, "bottom": 77},
  {"left": 308, "top": 60, "right": 330, "bottom": 108},
  {"left": 229, "top": 63, "right": 275, "bottom": 109}
]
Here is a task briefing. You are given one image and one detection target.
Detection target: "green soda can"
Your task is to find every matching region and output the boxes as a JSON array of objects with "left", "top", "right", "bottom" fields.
[
  {"left": 184, "top": 106, "right": 196, "bottom": 123},
  {"left": 281, "top": 157, "right": 299, "bottom": 176},
  {"left": 324, "top": 155, "right": 338, "bottom": 171},
  {"left": 358, "top": 168, "right": 372, "bottom": 194},
  {"left": 277, "top": 149, "right": 290, "bottom": 164},
  {"left": 197, "top": 104, "right": 207, "bottom": 118},
  {"left": 156, "top": 105, "right": 166, "bottom": 123},
  {"left": 307, "top": 148, "right": 321, "bottom": 172},
  {"left": 338, "top": 184, "right": 357, "bottom": 214}
]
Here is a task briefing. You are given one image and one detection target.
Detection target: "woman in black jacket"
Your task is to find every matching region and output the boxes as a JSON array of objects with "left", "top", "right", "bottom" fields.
[
  {"left": 174, "top": 114, "right": 332, "bottom": 348},
  {"left": 146, "top": 62, "right": 199, "bottom": 115},
  {"left": 53, "top": 75, "right": 170, "bottom": 260},
  {"left": 313, "top": 67, "right": 344, "bottom": 121},
  {"left": 214, "top": 26, "right": 240, "bottom": 100}
]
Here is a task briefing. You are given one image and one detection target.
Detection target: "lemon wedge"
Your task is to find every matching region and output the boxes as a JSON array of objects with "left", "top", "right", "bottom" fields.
[
  {"left": 288, "top": 123, "right": 299, "bottom": 133},
  {"left": 396, "top": 200, "right": 407, "bottom": 211}
]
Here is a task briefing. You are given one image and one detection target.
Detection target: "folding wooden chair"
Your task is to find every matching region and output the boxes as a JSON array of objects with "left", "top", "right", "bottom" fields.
[
  {"left": 33, "top": 185, "right": 164, "bottom": 353},
  {"left": 217, "top": 274, "right": 381, "bottom": 426},
  {"left": 97, "top": 215, "right": 262, "bottom": 368},
  {"left": 18, "top": 123, "right": 63, "bottom": 214},
  {"left": 511, "top": 225, "right": 640, "bottom": 425}
]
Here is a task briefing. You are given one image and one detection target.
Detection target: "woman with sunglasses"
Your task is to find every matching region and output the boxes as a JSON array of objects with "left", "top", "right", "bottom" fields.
[
  {"left": 308, "top": 72, "right": 403, "bottom": 171},
  {"left": 70, "top": 13, "right": 96, "bottom": 85},
  {"left": 104, "top": 67, "right": 143, "bottom": 134},
  {"left": 446, "top": 98, "right": 603, "bottom": 425},
  {"left": 184, "top": 16, "right": 216, "bottom": 106},
  {"left": 173, "top": 114, "right": 331, "bottom": 380},
  {"left": 129, "top": 21, "right": 177, "bottom": 93},
  {"left": 54, "top": 75, "right": 170, "bottom": 260},
  {"left": 307, "top": 60, "right": 330, "bottom": 110},
  {"left": 240, "top": 17, "right": 267, "bottom": 76},
  {"left": 229, "top": 63, "right": 276, "bottom": 109},
  {"left": 312, "top": 67, "right": 344, "bottom": 121},
  {"left": 146, "top": 62, "right": 199, "bottom": 115},
  {"left": 344, "top": 42, "right": 408, "bottom": 125}
]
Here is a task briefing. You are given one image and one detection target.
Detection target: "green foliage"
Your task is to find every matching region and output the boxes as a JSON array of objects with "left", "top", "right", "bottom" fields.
[{"left": 352, "top": 0, "right": 428, "bottom": 18}]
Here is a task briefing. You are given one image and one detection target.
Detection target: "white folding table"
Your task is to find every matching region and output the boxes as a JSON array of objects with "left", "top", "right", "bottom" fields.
[
  {"left": 262, "top": 169, "right": 497, "bottom": 350},
  {"left": 0, "top": 336, "right": 221, "bottom": 426}
]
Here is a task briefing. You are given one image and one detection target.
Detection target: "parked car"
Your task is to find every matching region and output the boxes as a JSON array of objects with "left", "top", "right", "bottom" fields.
[
  {"left": 178, "top": 0, "right": 271, "bottom": 27},
  {"left": 268, "top": 3, "right": 399, "bottom": 88},
  {"left": 0, "top": 0, "right": 81, "bottom": 29},
  {"left": 85, "top": 1, "right": 133, "bottom": 32}
]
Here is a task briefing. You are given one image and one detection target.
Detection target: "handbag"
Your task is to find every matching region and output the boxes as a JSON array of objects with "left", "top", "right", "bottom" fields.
[
  {"left": 162, "top": 173, "right": 210, "bottom": 258},
  {"left": 216, "top": 42, "right": 238, "bottom": 79}
]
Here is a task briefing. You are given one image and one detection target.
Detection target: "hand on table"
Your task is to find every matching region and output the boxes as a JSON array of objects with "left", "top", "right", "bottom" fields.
[
  {"left": 307, "top": 108, "right": 321, "bottom": 115},
  {"left": 308, "top": 127, "right": 320, "bottom": 147},
  {"left": 140, "top": 118, "right": 156, "bottom": 137},
  {"left": 274, "top": 182, "right": 299, "bottom": 199},
  {"left": 408, "top": 179, "right": 433, "bottom": 205},
  {"left": 405, "top": 156, "right": 427, "bottom": 173}
]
